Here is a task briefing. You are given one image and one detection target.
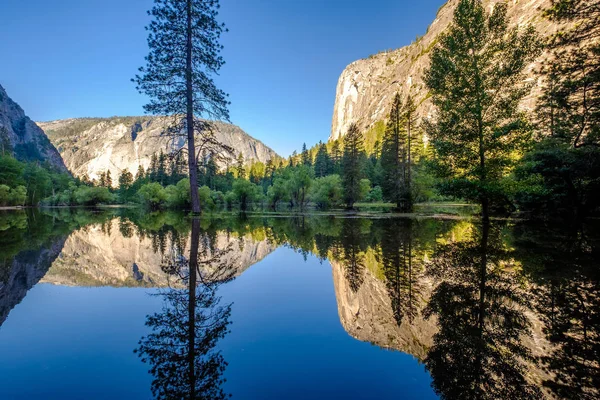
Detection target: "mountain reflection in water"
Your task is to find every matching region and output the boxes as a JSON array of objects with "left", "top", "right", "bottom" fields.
[{"left": 0, "top": 209, "right": 598, "bottom": 399}]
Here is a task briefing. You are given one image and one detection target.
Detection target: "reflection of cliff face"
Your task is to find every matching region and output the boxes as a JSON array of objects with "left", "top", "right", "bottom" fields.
[
  {"left": 0, "top": 236, "right": 67, "bottom": 326},
  {"left": 330, "top": 259, "right": 437, "bottom": 360},
  {"left": 41, "top": 219, "right": 275, "bottom": 287}
]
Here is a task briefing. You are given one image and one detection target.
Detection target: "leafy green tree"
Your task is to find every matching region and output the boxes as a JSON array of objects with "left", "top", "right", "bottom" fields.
[
  {"left": 23, "top": 163, "right": 51, "bottom": 205},
  {"left": 138, "top": 182, "right": 167, "bottom": 210},
  {"left": 342, "top": 123, "right": 365, "bottom": 209},
  {"left": 266, "top": 177, "right": 289, "bottom": 209},
  {"left": 424, "top": 0, "right": 540, "bottom": 220},
  {"left": 310, "top": 174, "right": 343, "bottom": 209},
  {"left": 0, "top": 155, "right": 24, "bottom": 187},
  {"left": 287, "top": 165, "right": 313, "bottom": 209},
  {"left": 230, "top": 179, "right": 260, "bottom": 211},
  {"left": 73, "top": 186, "right": 114, "bottom": 206},
  {"left": 135, "top": 0, "right": 229, "bottom": 214}
]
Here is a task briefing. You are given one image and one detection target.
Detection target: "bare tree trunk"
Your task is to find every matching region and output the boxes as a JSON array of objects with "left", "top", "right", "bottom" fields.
[{"left": 186, "top": 0, "right": 201, "bottom": 214}]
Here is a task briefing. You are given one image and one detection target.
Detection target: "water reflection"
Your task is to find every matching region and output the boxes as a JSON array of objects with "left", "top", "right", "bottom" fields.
[
  {"left": 136, "top": 219, "right": 235, "bottom": 399},
  {"left": 514, "top": 223, "right": 600, "bottom": 399},
  {"left": 424, "top": 221, "right": 541, "bottom": 399},
  {"left": 1, "top": 209, "right": 599, "bottom": 398}
]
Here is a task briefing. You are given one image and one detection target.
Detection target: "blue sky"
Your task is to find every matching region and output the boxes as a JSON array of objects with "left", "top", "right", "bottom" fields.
[{"left": 0, "top": 0, "right": 444, "bottom": 156}]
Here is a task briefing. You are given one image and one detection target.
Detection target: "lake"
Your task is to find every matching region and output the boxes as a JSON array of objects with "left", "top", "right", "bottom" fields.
[{"left": 0, "top": 209, "right": 598, "bottom": 399}]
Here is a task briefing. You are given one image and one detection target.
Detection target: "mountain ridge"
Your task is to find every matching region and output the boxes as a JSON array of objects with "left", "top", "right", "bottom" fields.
[{"left": 38, "top": 116, "right": 279, "bottom": 184}]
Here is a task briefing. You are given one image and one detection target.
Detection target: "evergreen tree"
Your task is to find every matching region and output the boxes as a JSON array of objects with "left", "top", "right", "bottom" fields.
[
  {"left": 119, "top": 169, "right": 134, "bottom": 189},
  {"left": 235, "top": 153, "right": 245, "bottom": 179},
  {"left": 134, "top": 0, "right": 229, "bottom": 214},
  {"left": 314, "top": 142, "right": 331, "bottom": 178},
  {"left": 330, "top": 140, "right": 342, "bottom": 175},
  {"left": 265, "top": 158, "right": 275, "bottom": 186},
  {"left": 157, "top": 151, "right": 167, "bottom": 185},
  {"left": 519, "top": 0, "right": 600, "bottom": 218},
  {"left": 149, "top": 153, "right": 159, "bottom": 182},
  {"left": 105, "top": 170, "right": 113, "bottom": 188},
  {"left": 301, "top": 143, "right": 311, "bottom": 167},
  {"left": 424, "top": 0, "right": 540, "bottom": 220},
  {"left": 381, "top": 93, "right": 407, "bottom": 210},
  {"left": 342, "top": 123, "right": 365, "bottom": 209},
  {"left": 99, "top": 172, "right": 107, "bottom": 187},
  {"left": 136, "top": 165, "right": 146, "bottom": 181}
]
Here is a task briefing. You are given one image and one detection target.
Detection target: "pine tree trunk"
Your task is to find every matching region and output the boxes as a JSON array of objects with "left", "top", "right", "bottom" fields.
[
  {"left": 188, "top": 217, "right": 200, "bottom": 398},
  {"left": 406, "top": 110, "right": 412, "bottom": 211},
  {"left": 186, "top": 0, "right": 201, "bottom": 214}
]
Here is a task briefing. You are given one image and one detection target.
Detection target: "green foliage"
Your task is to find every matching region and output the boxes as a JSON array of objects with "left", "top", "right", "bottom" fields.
[
  {"left": 310, "top": 174, "right": 343, "bottom": 209},
  {"left": 342, "top": 123, "right": 366, "bottom": 209},
  {"left": 229, "top": 179, "right": 261, "bottom": 211},
  {"left": 73, "top": 186, "right": 115, "bottom": 206},
  {"left": 424, "top": 0, "right": 540, "bottom": 218},
  {"left": 138, "top": 182, "right": 168, "bottom": 210}
]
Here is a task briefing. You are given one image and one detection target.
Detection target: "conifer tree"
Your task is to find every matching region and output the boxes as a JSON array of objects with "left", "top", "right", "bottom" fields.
[
  {"left": 135, "top": 0, "right": 229, "bottom": 214},
  {"left": 424, "top": 0, "right": 540, "bottom": 220},
  {"left": 381, "top": 93, "right": 406, "bottom": 210},
  {"left": 342, "top": 123, "right": 366, "bottom": 209},
  {"left": 157, "top": 151, "right": 167, "bottom": 185},
  {"left": 106, "top": 170, "right": 113, "bottom": 188},
  {"left": 330, "top": 140, "right": 342, "bottom": 175},
  {"left": 136, "top": 165, "right": 146, "bottom": 181},
  {"left": 235, "top": 153, "right": 245, "bottom": 179},
  {"left": 314, "top": 142, "right": 331, "bottom": 178},
  {"left": 301, "top": 143, "right": 311, "bottom": 167}
]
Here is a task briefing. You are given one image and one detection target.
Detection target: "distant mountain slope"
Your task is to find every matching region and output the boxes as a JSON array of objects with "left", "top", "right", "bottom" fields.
[
  {"left": 330, "top": 0, "right": 553, "bottom": 142},
  {"left": 0, "top": 84, "right": 67, "bottom": 171},
  {"left": 38, "top": 117, "right": 278, "bottom": 183}
]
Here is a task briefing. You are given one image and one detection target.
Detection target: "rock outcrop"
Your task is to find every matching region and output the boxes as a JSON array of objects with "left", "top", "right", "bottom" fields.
[
  {"left": 38, "top": 117, "right": 278, "bottom": 184},
  {"left": 0, "top": 84, "right": 67, "bottom": 171},
  {"left": 330, "top": 0, "right": 554, "bottom": 141},
  {"left": 41, "top": 218, "right": 276, "bottom": 287},
  {"left": 0, "top": 235, "right": 68, "bottom": 327}
]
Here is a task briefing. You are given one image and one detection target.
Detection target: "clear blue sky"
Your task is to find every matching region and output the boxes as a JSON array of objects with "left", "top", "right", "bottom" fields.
[{"left": 0, "top": 0, "right": 444, "bottom": 156}]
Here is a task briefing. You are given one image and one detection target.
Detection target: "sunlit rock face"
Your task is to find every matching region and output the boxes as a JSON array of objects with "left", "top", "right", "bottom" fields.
[
  {"left": 0, "top": 236, "right": 67, "bottom": 326},
  {"left": 41, "top": 219, "right": 276, "bottom": 287},
  {"left": 38, "top": 117, "right": 278, "bottom": 186},
  {"left": 0, "top": 84, "right": 67, "bottom": 171},
  {"left": 330, "top": 0, "right": 553, "bottom": 142},
  {"left": 330, "top": 259, "right": 436, "bottom": 360}
]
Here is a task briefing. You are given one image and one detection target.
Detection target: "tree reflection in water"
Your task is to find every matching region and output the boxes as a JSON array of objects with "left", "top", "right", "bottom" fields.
[
  {"left": 514, "top": 223, "right": 600, "bottom": 399},
  {"left": 424, "top": 221, "right": 542, "bottom": 399},
  {"left": 380, "top": 219, "right": 425, "bottom": 325},
  {"left": 135, "top": 218, "right": 235, "bottom": 400}
]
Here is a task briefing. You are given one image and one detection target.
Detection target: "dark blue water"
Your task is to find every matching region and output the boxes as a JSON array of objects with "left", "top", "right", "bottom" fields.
[
  {"left": 1, "top": 210, "right": 598, "bottom": 399},
  {"left": 0, "top": 246, "right": 435, "bottom": 399}
]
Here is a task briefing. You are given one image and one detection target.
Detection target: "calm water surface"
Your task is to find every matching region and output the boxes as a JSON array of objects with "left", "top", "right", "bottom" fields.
[{"left": 0, "top": 209, "right": 598, "bottom": 399}]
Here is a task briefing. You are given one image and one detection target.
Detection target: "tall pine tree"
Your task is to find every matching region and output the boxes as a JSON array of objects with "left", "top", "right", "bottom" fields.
[
  {"left": 424, "top": 0, "right": 540, "bottom": 220},
  {"left": 135, "top": 0, "right": 229, "bottom": 214},
  {"left": 342, "top": 123, "right": 365, "bottom": 209}
]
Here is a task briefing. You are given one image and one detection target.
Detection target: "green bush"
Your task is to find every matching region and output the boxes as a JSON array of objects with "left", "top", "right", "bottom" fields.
[
  {"left": 310, "top": 175, "right": 343, "bottom": 209},
  {"left": 74, "top": 186, "right": 115, "bottom": 206}
]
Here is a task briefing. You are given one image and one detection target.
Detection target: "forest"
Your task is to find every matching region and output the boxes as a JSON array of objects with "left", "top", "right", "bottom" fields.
[{"left": 1, "top": 0, "right": 598, "bottom": 223}]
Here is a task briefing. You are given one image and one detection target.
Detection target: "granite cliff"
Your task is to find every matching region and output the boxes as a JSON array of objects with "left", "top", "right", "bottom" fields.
[
  {"left": 38, "top": 117, "right": 278, "bottom": 185},
  {"left": 0, "top": 84, "right": 67, "bottom": 171},
  {"left": 330, "top": 0, "right": 554, "bottom": 142}
]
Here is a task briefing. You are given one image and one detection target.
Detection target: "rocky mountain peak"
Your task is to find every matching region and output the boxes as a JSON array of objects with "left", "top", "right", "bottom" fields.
[{"left": 330, "top": 0, "right": 553, "bottom": 142}]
